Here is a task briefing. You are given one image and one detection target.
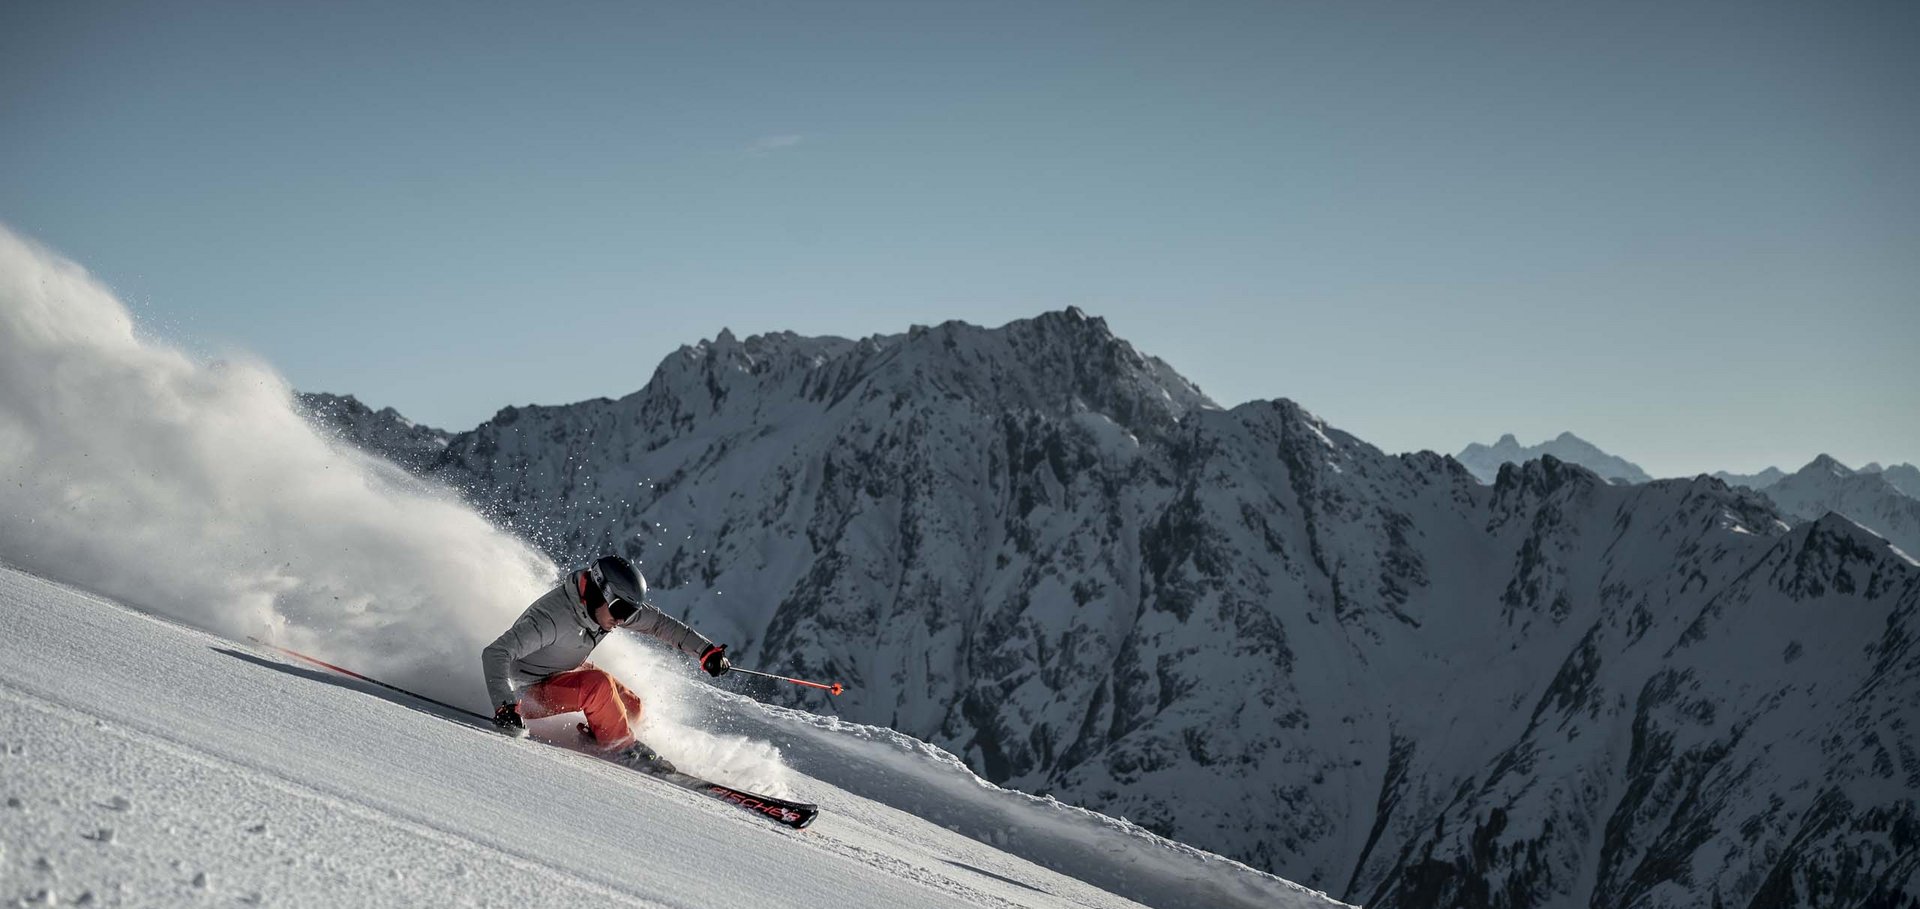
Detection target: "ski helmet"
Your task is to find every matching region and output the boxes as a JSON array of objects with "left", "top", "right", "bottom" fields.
[{"left": 587, "top": 555, "right": 650, "bottom": 624}]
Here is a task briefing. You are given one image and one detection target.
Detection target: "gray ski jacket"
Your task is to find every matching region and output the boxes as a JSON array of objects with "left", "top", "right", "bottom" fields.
[{"left": 482, "top": 570, "right": 715, "bottom": 707}]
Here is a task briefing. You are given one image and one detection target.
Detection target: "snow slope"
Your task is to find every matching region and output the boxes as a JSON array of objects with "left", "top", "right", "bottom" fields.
[{"left": 0, "top": 563, "right": 1343, "bottom": 909}]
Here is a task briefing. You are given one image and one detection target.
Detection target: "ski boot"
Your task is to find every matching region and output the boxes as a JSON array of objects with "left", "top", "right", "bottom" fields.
[{"left": 610, "top": 740, "right": 678, "bottom": 775}]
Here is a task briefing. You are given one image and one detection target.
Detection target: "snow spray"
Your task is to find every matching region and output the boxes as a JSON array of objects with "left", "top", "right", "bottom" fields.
[
  {"left": 586, "top": 635, "right": 799, "bottom": 798},
  {"left": 0, "top": 223, "right": 556, "bottom": 709}
]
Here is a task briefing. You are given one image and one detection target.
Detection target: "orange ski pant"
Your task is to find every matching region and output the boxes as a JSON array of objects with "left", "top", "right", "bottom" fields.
[{"left": 522, "top": 666, "right": 644, "bottom": 749}]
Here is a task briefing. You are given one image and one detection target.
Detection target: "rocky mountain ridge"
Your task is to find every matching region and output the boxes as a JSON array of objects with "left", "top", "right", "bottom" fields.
[
  {"left": 1459, "top": 436, "right": 1919, "bottom": 561},
  {"left": 1743, "top": 455, "right": 1920, "bottom": 560},
  {"left": 1718, "top": 459, "right": 1920, "bottom": 500},
  {"left": 296, "top": 391, "right": 451, "bottom": 473}
]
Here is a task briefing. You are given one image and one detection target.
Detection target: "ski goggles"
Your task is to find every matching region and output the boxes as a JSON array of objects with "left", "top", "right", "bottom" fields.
[{"left": 606, "top": 597, "right": 644, "bottom": 626}]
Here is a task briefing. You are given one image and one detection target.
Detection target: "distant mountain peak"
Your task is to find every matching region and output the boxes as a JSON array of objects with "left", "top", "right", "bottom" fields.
[
  {"left": 1034, "top": 304, "right": 1099, "bottom": 329},
  {"left": 1800, "top": 454, "right": 1854, "bottom": 479},
  {"left": 1743, "top": 454, "right": 1920, "bottom": 560},
  {"left": 1457, "top": 432, "right": 1651, "bottom": 485},
  {"left": 1710, "top": 466, "right": 1788, "bottom": 491},
  {"left": 1004, "top": 307, "right": 1119, "bottom": 346},
  {"left": 625, "top": 310, "right": 1218, "bottom": 449},
  {"left": 917, "top": 309, "right": 1217, "bottom": 431},
  {"left": 1877, "top": 463, "right": 1920, "bottom": 499}
]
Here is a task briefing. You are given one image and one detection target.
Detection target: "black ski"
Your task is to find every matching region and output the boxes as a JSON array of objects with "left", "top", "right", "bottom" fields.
[
  {"left": 627, "top": 765, "right": 819, "bottom": 830},
  {"left": 596, "top": 739, "right": 819, "bottom": 830},
  {"left": 247, "top": 637, "right": 820, "bottom": 829}
]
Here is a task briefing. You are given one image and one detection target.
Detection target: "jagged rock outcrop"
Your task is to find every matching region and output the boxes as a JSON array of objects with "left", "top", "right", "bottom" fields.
[{"left": 296, "top": 392, "right": 450, "bottom": 473}]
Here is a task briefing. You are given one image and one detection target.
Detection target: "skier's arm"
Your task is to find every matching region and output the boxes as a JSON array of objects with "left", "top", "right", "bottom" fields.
[
  {"left": 481, "top": 605, "right": 564, "bottom": 706},
  {"left": 623, "top": 603, "right": 716, "bottom": 660}
]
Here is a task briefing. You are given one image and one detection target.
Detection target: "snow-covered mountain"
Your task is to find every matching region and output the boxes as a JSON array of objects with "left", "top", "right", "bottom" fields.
[
  {"left": 1708, "top": 457, "right": 1918, "bottom": 557},
  {"left": 1456, "top": 432, "right": 1653, "bottom": 485},
  {"left": 1749, "top": 455, "right": 1920, "bottom": 560},
  {"left": 317, "top": 310, "right": 1920, "bottom": 908},
  {"left": 1712, "top": 461, "right": 1920, "bottom": 501},
  {"left": 1864, "top": 462, "right": 1920, "bottom": 499}
]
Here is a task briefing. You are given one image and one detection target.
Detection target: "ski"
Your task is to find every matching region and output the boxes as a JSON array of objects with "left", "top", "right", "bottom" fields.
[
  {"left": 598, "top": 738, "right": 818, "bottom": 830},
  {"left": 621, "top": 764, "right": 819, "bottom": 830},
  {"left": 247, "top": 637, "right": 820, "bottom": 829}
]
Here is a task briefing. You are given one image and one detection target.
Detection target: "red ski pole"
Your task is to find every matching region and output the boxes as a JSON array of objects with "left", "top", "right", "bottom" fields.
[
  {"left": 728, "top": 666, "right": 846, "bottom": 696},
  {"left": 245, "top": 636, "right": 487, "bottom": 721}
]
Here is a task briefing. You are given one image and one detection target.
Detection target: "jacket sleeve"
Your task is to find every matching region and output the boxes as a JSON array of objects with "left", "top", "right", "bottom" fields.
[
  {"left": 625, "top": 603, "right": 716, "bottom": 660},
  {"left": 482, "top": 597, "right": 565, "bottom": 706}
]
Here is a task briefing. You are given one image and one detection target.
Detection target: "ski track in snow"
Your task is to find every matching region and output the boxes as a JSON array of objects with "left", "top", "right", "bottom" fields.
[{"left": 0, "top": 565, "right": 1345, "bottom": 909}]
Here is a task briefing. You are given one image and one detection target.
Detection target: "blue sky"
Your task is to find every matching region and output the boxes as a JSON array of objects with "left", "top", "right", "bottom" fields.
[{"left": 3, "top": 0, "right": 1915, "bottom": 477}]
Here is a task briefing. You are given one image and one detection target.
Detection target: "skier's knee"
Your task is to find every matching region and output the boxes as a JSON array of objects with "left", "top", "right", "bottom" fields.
[{"left": 580, "top": 668, "right": 619, "bottom": 704}]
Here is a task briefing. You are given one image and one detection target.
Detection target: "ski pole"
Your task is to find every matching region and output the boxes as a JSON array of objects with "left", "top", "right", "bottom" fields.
[
  {"left": 728, "top": 666, "right": 846, "bottom": 696},
  {"left": 246, "top": 636, "right": 488, "bottom": 721}
]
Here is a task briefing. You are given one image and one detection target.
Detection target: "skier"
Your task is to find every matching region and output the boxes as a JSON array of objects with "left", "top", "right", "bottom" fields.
[{"left": 482, "top": 554, "right": 731, "bottom": 769}]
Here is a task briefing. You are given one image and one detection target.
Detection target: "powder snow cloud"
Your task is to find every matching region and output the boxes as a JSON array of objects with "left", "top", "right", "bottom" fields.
[{"left": 0, "top": 222, "right": 556, "bottom": 708}]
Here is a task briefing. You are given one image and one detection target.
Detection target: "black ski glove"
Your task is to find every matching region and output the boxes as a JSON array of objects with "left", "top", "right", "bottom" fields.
[
  {"left": 494, "top": 701, "right": 528, "bottom": 738},
  {"left": 700, "top": 644, "right": 732, "bottom": 677}
]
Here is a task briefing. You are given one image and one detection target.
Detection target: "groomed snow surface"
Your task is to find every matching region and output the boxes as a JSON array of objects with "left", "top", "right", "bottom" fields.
[{"left": 0, "top": 565, "right": 1345, "bottom": 909}]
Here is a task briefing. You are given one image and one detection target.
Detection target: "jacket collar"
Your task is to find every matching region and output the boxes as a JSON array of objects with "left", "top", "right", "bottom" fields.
[{"left": 567, "top": 570, "right": 601, "bottom": 634}]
